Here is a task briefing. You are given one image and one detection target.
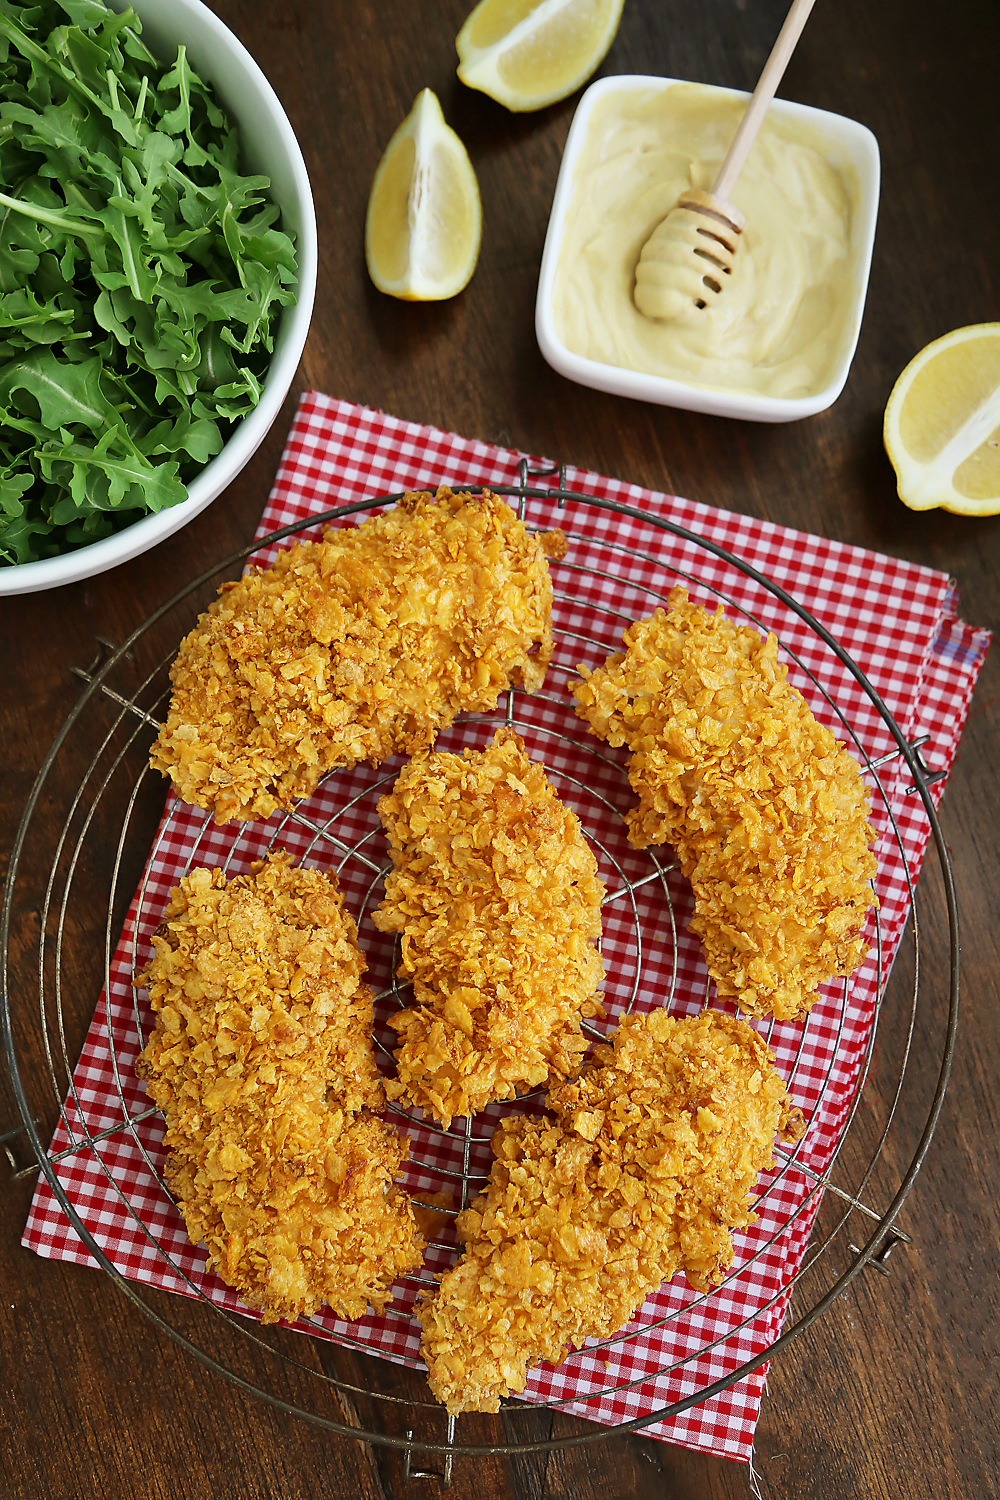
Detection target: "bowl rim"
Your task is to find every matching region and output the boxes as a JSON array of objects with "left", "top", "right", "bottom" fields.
[
  {"left": 535, "top": 73, "right": 881, "bottom": 424},
  {"left": 0, "top": 0, "right": 317, "bottom": 597}
]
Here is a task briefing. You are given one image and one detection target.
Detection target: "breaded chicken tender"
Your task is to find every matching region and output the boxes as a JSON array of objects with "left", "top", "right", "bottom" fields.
[
  {"left": 372, "top": 728, "right": 605, "bottom": 1128},
  {"left": 573, "top": 589, "right": 878, "bottom": 1020},
  {"left": 135, "top": 853, "right": 424, "bottom": 1324},
  {"left": 150, "top": 487, "right": 565, "bottom": 824},
  {"left": 417, "top": 1007, "right": 803, "bottom": 1413}
]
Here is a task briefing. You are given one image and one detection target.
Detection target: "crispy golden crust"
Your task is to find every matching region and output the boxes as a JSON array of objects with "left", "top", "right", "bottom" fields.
[
  {"left": 573, "top": 588, "right": 878, "bottom": 1020},
  {"left": 372, "top": 728, "right": 606, "bottom": 1128},
  {"left": 417, "top": 1008, "right": 803, "bottom": 1413},
  {"left": 135, "top": 854, "right": 424, "bottom": 1324},
  {"left": 150, "top": 488, "right": 560, "bottom": 824}
]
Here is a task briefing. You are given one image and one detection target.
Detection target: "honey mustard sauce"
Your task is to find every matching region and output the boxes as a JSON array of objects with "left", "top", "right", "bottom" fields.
[{"left": 551, "top": 84, "right": 858, "bottom": 400}]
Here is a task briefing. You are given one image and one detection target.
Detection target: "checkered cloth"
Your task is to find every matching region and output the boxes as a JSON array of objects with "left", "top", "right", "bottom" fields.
[{"left": 24, "top": 395, "right": 991, "bottom": 1461}]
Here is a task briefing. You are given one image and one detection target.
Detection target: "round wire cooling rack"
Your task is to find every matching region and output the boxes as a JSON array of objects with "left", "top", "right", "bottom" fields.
[{"left": 2, "top": 474, "right": 960, "bottom": 1470}]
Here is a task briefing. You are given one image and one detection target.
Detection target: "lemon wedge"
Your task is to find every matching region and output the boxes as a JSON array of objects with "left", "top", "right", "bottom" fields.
[
  {"left": 883, "top": 323, "right": 1000, "bottom": 515},
  {"left": 365, "top": 89, "right": 482, "bottom": 301},
  {"left": 456, "top": 0, "right": 626, "bottom": 112}
]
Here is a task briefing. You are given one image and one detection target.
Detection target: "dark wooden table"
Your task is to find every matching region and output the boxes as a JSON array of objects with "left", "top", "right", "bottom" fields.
[{"left": 3, "top": 1, "right": 998, "bottom": 1496}]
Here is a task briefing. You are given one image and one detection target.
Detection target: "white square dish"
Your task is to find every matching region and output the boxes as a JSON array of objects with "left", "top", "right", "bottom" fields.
[{"left": 535, "top": 75, "right": 880, "bottom": 423}]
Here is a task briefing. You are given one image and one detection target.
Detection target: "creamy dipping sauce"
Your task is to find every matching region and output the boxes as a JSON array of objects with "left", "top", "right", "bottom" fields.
[{"left": 551, "top": 84, "right": 859, "bottom": 400}]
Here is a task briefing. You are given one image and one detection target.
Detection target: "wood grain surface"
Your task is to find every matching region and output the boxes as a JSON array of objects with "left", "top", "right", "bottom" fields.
[{"left": 2, "top": 2, "right": 998, "bottom": 1497}]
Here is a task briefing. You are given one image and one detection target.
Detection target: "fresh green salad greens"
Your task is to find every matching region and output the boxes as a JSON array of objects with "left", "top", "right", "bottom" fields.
[{"left": 0, "top": 0, "right": 297, "bottom": 565}]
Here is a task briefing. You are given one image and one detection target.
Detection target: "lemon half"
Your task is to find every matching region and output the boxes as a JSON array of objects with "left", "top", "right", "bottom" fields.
[
  {"left": 365, "top": 89, "right": 482, "bottom": 301},
  {"left": 456, "top": 0, "right": 626, "bottom": 113},
  {"left": 883, "top": 323, "right": 1000, "bottom": 515}
]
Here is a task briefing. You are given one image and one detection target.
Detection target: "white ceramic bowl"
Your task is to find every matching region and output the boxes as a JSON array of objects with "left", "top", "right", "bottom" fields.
[
  {"left": 535, "top": 76, "right": 880, "bottom": 423},
  {"left": 1, "top": 0, "right": 317, "bottom": 597}
]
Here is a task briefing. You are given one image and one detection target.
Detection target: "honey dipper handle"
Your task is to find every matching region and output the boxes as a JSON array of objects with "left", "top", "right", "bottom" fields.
[{"left": 711, "top": 0, "right": 819, "bottom": 203}]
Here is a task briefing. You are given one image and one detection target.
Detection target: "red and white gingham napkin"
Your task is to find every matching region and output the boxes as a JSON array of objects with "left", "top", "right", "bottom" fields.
[{"left": 23, "top": 395, "right": 991, "bottom": 1462}]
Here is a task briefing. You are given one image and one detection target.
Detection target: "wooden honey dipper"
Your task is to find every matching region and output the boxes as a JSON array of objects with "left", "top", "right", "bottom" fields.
[{"left": 633, "top": 0, "right": 818, "bottom": 322}]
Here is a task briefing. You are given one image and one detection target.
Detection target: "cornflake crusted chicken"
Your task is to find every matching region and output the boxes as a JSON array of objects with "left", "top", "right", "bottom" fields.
[
  {"left": 150, "top": 487, "right": 566, "bottom": 824},
  {"left": 135, "top": 853, "right": 424, "bottom": 1324},
  {"left": 417, "top": 1008, "right": 804, "bottom": 1414},
  {"left": 372, "top": 728, "right": 606, "bottom": 1128},
  {"left": 573, "top": 588, "right": 878, "bottom": 1021}
]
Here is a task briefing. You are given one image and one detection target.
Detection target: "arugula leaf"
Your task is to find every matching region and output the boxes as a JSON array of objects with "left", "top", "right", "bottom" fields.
[
  {"left": 0, "top": 345, "right": 123, "bottom": 433},
  {"left": 0, "top": 201, "right": 42, "bottom": 288},
  {"left": 0, "top": 506, "right": 56, "bottom": 564},
  {"left": 0, "top": 0, "right": 298, "bottom": 566},
  {"left": 0, "top": 284, "right": 76, "bottom": 343},
  {"left": 142, "top": 412, "right": 221, "bottom": 465},
  {"left": 56, "top": 1, "right": 114, "bottom": 27},
  {"left": 0, "top": 456, "right": 33, "bottom": 514},
  {"left": 43, "top": 437, "right": 185, "bottom": 514}
]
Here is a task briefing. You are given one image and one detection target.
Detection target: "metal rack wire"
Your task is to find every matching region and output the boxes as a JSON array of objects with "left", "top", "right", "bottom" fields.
[{"left": 1, "top": 470, "right": 959, "bottom": 1478}]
